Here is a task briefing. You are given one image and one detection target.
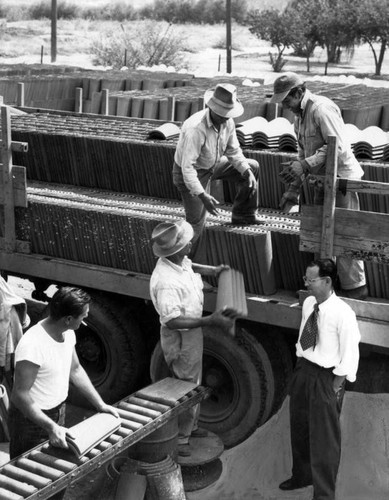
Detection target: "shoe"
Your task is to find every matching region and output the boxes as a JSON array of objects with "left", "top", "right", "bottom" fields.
[
  {"left": 178, "top": 443, "right": 191, "bottom": 457},
  {"left": 339, "top": 284, "right": 368, "bottom": 301},
  {"left": 231, "top": 215, "right": 263, "bottom": 225},
  {"left": 279, "top": 477, "right": 312, "bottom": 491},
  {"left": 191, "top": 427, "right": 208, "bottom": 438}
]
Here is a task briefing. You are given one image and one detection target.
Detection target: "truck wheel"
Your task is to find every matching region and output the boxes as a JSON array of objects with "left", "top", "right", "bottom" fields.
[
  {"left": 200, "top": 325, "right": 274, "bottom": 448},
  {"left": 149, "top": 324, "right": 275, "bottom": 449},
  {"left": 69, "top": 293, "right": 146, "bottom": 406}
]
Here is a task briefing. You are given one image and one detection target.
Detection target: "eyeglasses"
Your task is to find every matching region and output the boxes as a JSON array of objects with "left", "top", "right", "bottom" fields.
[{"left": 303, "top": 276, "right": 326, "bottom": 285}]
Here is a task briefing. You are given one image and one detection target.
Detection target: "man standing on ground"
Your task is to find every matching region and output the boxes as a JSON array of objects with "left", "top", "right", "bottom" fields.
[
  {"left": 9, "top": 287, "right": 118, "bottom": 489},
  {"left": 173, "top": 83, "right": 261, "bottom": 251},
  {"left": 279, "top": 259, "right": 360, "bottom": 500},
  {"left": 271, "top": 72, "right": 367, "bottom": 300},
  {"left": 149, "top": 219, "right": 237, "bottom": 457}
]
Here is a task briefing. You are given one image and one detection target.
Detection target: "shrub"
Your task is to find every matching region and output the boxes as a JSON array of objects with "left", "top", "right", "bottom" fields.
[
  {"left": 82, "top": 3, "right": 137, "bottom": 22},
  {"left": 28, "top": 1, "right": 80, "bottom": 20},
  {"left": 90, "top": 21, "right": 186, "bottom": 70},
  {"left": 269, "top": 52, "right": 287, "bottom": 72}
]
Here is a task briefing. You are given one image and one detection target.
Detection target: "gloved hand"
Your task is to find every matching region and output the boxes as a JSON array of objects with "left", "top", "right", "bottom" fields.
[
  {"left": 279, "top": 161, "right": 304, "bottom": 184},
  {"left": 279, "top": 184, "right": 300, "bottom": 213}
]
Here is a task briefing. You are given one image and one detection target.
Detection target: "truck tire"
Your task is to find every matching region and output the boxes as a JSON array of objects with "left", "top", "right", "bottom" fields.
[
  {"left": 149, "top": 324, "right": 275, "bottom": 449},
  {"left": 69, "top": 293, "right": 147, "bottom": 406}
]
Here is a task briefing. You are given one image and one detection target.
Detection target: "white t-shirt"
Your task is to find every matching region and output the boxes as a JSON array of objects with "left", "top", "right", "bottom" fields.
[{"left": 15, "top": 321, "right": 76, "bottom": 410}]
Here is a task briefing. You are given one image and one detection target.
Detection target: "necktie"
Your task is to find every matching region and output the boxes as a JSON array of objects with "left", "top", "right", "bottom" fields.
[{"left": 300, "top": 303, "right": 319, "bottom": 351}]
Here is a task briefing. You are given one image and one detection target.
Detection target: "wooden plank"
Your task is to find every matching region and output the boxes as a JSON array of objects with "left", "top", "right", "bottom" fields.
[
  {"left": 0, "top": 239, "right": 30, "bottom": 254},
  {"left": 300, "top": 205, "right": 389, "bottom": 261},
  {"left": 0, "top": 252, "right": 151, "bottom": 298},
  {"left": 299, "top": 289, "right": 389, "bottom": 323},
  {"left": 1, "top": 106, "right": 15, "bottom": 252},
  {"left": 320, "top": 135, "right": 338, "bottom": 258},
  {"left": 338, "top": 178, "right": 389, "bottom": 196},
  {"left": 0, "top": 166, "right": 27, "bottom": 207}
]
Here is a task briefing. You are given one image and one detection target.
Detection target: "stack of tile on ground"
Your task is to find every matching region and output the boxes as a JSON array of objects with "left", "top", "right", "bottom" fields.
[{"left": 344, "top": 124, "right": 389, "bottom": 160}]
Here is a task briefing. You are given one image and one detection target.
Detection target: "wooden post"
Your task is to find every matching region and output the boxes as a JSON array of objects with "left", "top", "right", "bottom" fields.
[
  {"left": 101, "top": 89, "right": 109, "bottom": 115},
  {"left": 1, "top": 106, "right": 16, "bottom": 252},
  {"left": 75, "top": 87, "right": 83, "bottom": 113},
  {"left": 320, "top": 135, "right": 338, "bottom": 258},
  {"left": 17, "top": 82, "right": 24, "bottom": 107}
]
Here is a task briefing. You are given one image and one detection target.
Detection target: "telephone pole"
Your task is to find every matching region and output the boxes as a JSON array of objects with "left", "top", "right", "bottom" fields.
[
  {"left": 226, "top": 0, "right": 232, "bottom": 73},
  {"left": 51, "top": 0, "right": 57, "bottom": 62}
]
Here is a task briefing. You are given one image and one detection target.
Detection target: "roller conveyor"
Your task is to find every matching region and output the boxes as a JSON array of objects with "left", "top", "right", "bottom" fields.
[{"left": 0, "top": 378, "right": 210, "bottom": 500}]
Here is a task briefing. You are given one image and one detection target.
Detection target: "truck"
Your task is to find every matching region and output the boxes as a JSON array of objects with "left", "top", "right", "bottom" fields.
[{"left": 0, "top": 74, "right": 388, "bottom": 496}]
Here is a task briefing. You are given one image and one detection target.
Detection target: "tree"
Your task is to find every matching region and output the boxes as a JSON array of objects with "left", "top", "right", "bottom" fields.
[
  {"left": 284, "top": 0, "right": 323, "bottom": 72},
  {"left": 248, "top": 8, "right": 295, "bottom": 72},
  {"left": 315, "top": 0, "right": 358, "bottom": 66},
  {"left": 354, "top": 0, "right": 389, "bottom": 76}
]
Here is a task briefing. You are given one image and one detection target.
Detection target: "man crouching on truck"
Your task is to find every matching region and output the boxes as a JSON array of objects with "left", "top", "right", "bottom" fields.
[
  {"left": 279, "top": 259, "right": 360, "bottom": 500},
  {"left": 149, "top": 219, "right": 238, "bottom": 458},
  {"left": 9, "top": 287, "right": 118, "bottom": 498}
]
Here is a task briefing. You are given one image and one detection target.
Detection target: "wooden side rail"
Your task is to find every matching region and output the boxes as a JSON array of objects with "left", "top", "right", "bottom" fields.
[{"left": 299, "top": 135, "right": 389, "bottom": 263}]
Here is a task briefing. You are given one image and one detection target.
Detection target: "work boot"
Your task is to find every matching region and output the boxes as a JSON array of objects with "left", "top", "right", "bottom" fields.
[
  {"left": 191, "top": 427, "right": 208, "bottom": 438},
  {"left": 231, "top": 215, "right": 263, "bottom": 225}
]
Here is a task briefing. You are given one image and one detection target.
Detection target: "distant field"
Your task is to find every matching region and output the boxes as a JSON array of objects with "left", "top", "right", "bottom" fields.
[{"left": 3, "top": 0, "right": 286, "bottom": 10}]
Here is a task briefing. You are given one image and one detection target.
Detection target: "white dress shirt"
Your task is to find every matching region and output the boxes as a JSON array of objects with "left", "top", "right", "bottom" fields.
[{"left": 296, "top": 293, "right": 360, "bottom": 382}]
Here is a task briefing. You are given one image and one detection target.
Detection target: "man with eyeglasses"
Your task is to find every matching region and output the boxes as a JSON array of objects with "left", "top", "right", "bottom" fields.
[
  {"left": 279, "top": 259, "right": 360, "bottom": 500},
  {"left": 270, "top": 72, "right": 367, "bottom": 301}
]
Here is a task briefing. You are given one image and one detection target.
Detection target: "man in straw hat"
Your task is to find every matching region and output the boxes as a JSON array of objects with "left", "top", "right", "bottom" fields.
[
  {"left": 271, "top": 72, "right": 367, "bottom": 301},
  {"left": 149, "top": 219, "right": 238, "bottom": 457},
  {"left": 173, "top": 83, "right": 261, "bottom": 251}
]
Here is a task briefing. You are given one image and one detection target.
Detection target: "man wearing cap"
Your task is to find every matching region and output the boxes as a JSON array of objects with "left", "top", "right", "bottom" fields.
[
  {"left": 271, "top": 72, "right": 367, "bottom": 301},
  {"left": 173, "top": 83, "right": 261, "bottom": 248},
  {"left": 149, "top": 219, "right": 237, "bottom": 457}
]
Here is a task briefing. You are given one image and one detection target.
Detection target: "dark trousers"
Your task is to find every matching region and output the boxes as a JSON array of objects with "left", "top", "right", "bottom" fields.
[
  {"left": 289, "top": 358, "right": 345, "bottom": 500},
  {"left": 173, "top": 157, "right": 260, "bottom": 244},
  {"left": 8, "top": 402, "right": 67, "bottom": 500}
]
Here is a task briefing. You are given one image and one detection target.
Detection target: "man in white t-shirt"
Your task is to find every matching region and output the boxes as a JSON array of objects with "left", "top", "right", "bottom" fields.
[{"left": 8, "top": 287, "right": 118, "bottom": 493}]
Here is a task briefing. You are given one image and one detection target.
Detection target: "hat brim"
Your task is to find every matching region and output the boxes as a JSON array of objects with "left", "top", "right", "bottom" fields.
[
  {"left": 207, "top": 97, "right": 244, "bottom": 118},
  {"left": 270, "top": 89, "right": 292, "bottom": 104},
  {"left": 152, "top": 222, "right": 194, "bottom": 258}
]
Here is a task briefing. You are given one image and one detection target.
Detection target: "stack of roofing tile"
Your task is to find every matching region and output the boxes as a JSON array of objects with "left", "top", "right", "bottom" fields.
[
  {"left": 18, "top": 183, "right": 311, "bottom": 295},
  {"left": 344, "top": 124, "right": 389, "bottom": 160},
  {"left": 8, "top": 112, "right": 389, "bottom": 214}
]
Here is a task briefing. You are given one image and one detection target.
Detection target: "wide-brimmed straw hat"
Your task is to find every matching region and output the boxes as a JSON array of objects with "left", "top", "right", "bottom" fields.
[
  {"left": 270, "top": 72, "right": 305, "bottom": 103},
  {"left": 151, "top": 220, "right": 194, "bottom": 258},
  {"left": 205, "top": 83, "right": 244, "bottom": 118}
]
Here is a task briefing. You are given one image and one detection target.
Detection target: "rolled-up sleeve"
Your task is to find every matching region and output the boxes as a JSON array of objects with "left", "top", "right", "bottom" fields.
[{"left": 154, "top": 287, "right": 182, "bottom": 326}]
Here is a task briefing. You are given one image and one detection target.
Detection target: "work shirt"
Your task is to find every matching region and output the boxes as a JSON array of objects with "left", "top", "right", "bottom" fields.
[
  {"left": 15, "top": 322, "right": 76, "bottom": 409},
  {"left": 295, "top": 89, "right": 364, "bottom": 179},
  {"left": 296, "top": 293, "right": 360, "bottom": 382},
  {"left": 150, "top": 256, "right": 204, "bottom": 377},
  {"left": 174, "top": 108, "right": 250, "bottom": 196}
]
